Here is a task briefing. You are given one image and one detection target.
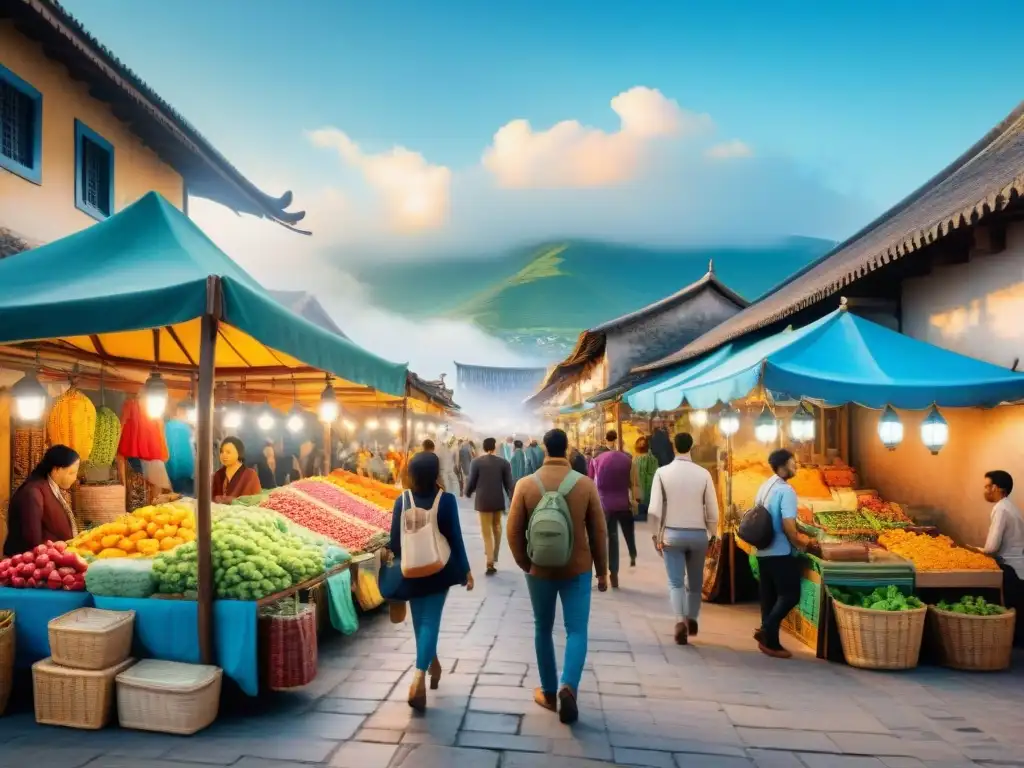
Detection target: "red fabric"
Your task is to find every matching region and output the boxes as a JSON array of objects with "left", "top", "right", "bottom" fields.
[
  {"left": 212, "top": 466, "right": 262, "bottom": 503},
  {"left": 117, "top": 399, "right": 168, "bottom": 461},
  {"left": 4, "top": 478, "right": 74, "bottom": 555}
]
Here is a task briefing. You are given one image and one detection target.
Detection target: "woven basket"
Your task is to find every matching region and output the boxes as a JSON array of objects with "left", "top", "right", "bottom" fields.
[
  {"left": 74, "top": 484, "right": 127, "bottom": 525},
  {"left": 32, "top": 656, "right": 136, "bottom": 729},
  {"left": 0, "top": 610, "right": 13, "bottom": 716},
  {"left": 928, "top": 606, "right": 1016, "bottom": 671},
  {"left": 259, "top": 603, "right": 318, "bottom": 690},
  {"left": 831, "top": 597, "right": 926, "bottom": 670},
  {"left": 48, "top": 608, "right": 135, "bottom": 670},
  {"left": 116, "top": 659, "right": 222, "bottom": 735}
]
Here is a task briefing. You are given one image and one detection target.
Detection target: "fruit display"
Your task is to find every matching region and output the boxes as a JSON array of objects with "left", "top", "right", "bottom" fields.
[
  {"left": 84, "top": 558, "right": 155, "bottom": 598},
  {"left": 822, "top": 462, "right": 856, "bottom": 488},
  {"left": 325, "top": 471, "right": 401, "bottom": 507},
  {"left": 67, "top": 501, "right": 196, "bottom": 558},
  {"left": 935, "top": 596, "right": 1008, "bottom": 616},
  {"left": 293, "top": 479, "right": 394, "bottom": 529},
  {"left": 831, "top": 585, "right": 924, "bottom": 611},
  {"left": 878, "top": 529, "right": 999, "bottom": 571},
  {"left": 789, "top": 468, "right": 831, "bottom": 499},
  {"left": 858, "top": 494, "right": 913, "bottom": 529},
  {"left": 259, "top": 488, "right": 388, "bottom": 554},
  {"left": 87, "top": 406, "right": 122, "bottom": 467},
  {"left": 153, "top": 507, "right": 325, "bottom": 600},
  {"left": 47, "top": 388, "right": 97, "bottom": 461},
  {"left": 813, "top": 509, "right": 875, "bottom": 536},
  {"left": 0, "top": 541, "right": 87, "bottom": 590}
]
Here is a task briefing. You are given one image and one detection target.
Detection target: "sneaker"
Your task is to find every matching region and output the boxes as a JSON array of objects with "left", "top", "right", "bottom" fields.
[
  {"left": 753, "top": 628, "right": 764, "bottom": 644},
  {"left": 558, "top": 686, "right": 579, "bottom": 724},
  {"left": 757, "top": 642, "right": 793, "bottom": 659},
  {"left": 686, "top": 618, "right": 698, "bottom": 637},
  {"left": 674, "top": 621, "right": 689, "bottom": 645}
]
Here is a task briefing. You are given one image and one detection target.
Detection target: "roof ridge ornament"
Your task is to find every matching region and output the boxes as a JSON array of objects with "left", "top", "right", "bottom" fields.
[{"left": 708, "top": 258, "right": 714, "bottom": 274}]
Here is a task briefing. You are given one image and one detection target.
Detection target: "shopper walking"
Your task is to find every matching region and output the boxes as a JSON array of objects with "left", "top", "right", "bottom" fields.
[
  {"left": 465, "top": 437, "right": 514, "bottom": 575},
  {"left": 753, "top": 448, "right": 812, "bottom": 659},
  {"left": 633, "top": 436, "right": 658, "bottom": 522},
  {"left": 438, "top": 436, "right": 460, "bottom": 495},
  {"left": 647, "top": 432, "right": 718, "bottom": 645},
  {"left": 588, "top": 430, "right": 638, "bottom": 588},
  {"left": 382, "top": 451, "right": 472, "bottom": 711},
  {"left": 526, "top": 439, "right": 545, "bottom": 474},
  {"left": 458, "top": 440, "right": 476, "bottom": 497},
  {"left": 507, "top": 428, "right": 608, "bottom": 724},
  {"left": 510, "top": 439, "right": 529, "bottom": 486}
]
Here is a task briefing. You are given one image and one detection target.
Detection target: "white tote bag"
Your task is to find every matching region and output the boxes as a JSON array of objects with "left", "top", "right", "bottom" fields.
[{"left": 400, "top": 490, "right": 451, "bottom": 578}]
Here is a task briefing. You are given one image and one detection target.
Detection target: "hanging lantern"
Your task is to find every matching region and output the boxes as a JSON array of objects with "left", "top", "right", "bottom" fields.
[
  {"left": 223, "top": 401, "right": 243, "bottom": 430},
  {"left": 878, "top": 405, "right": 903, "bottom": 450},
  {"left": 365, "top": 418, "right": 379, "bottom": 430},
  {"left": 387, "top": 418, "right": 401, "bottom": 434},
  {"left": 318, "top": 376, "right": 339, "bottom": 424},
  {"left": 143, "top": 371, "right": 169, "bottom": 419},
  {"left": 789, "top": 403, "right": 816, "bottom": 443},
  {"left": 342, "top": 419, "right": 356, "bottom": 432},
  {"left": 286, "top": 406, "right": 305, "bottom": 435},
  {"left": 12, "top": 369, "right": 47, "bottom": 422},
  {"left": 920, "top": 405, "right": 949, "bottom": 455},
  {"left": 754, "top": 405, "right": 779, "bottom": 444},
  {"left": 718, "top": 406, "right": 740, "bottom": 437},
  {"left": 689, "top": 409, "right": 709, "bottom": 429},
  {"left": 257, "top": 402, "right": 276, "bottom": 432}
]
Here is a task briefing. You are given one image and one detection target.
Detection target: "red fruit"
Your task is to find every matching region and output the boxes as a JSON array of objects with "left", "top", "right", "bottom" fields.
[
  {"left": 26, "top": 577, "right": 37, "bottom": 588},
  {"left": 11, "top": 554, "right": 23, "bottom": 566},
  {"left": 46, "top": 571, "right": 62, "bottom": 589},
  {"left": 10, "top": 577, "right": 26, "bottom": 588},
  {"left": 62, "top": 574, "right": 76, "bottom": 587},
  {"left": 53, "top": 541, "right": 67, "bottom": 553},
  {"left": 0, "top": 558, "right": 10, "bottom": 571},
  {"left": 70, "top": 554, "right": 88, "bottom": 572},
  {"left": 41, "top": 563, "right": 56, "bottom": 578},
  {"left": 31, "top": 569, "right": 42, "bottom": 581},
  {"left": 57, "top": 567, "right": 75, "bottom": 577},
  {"left": 34, "top": 544, "right": 48, "bottom": 556},
  {"left": 35, "top": 554, "right": 50, "bottom": 568},
  {"left": 19, "top": 563, "right": 34, "bottom": 577},
  {"left": 67, "top": 579, "right": 85, "bottom": 592}
]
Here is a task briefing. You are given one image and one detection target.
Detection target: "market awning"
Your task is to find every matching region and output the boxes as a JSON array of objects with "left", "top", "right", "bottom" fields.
[
  {"left": 558, "top": 402, "right": 596, "bottom": 415},
  {"left": 0, "top": 192, "right": 408, "bottom": 397},
  {"left": 625, "top": 342, "right": 741, "bottom": 412},
  {"left": 624, "top": 306, "right": 1024, "bottom": 411}
]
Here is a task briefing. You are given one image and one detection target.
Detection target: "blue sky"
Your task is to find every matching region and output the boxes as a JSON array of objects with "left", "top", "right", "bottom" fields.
[{"left": 61, "top": 0, "right": 1024, "bottom": 255}]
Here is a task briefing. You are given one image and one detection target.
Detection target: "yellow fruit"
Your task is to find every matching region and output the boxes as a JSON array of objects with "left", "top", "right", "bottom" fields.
[
  {"left": 179, "top": 517, "right": 195, "bottom": 530},
  {"left": 128, "top": 530, "right": 148, "bottom": 542},
  {"left": 169, "top": 510, "right": 186, "bottom": 524},
  {"left": 136, "top": 540, "right": 160, "bottom": 556},
  {"left": 163, "top": 524, "right": 178, "bottom": 537},
  {"left": 159, "top": 537, "right": 180, "bottom": 551},
  {"left": 117, "top": 538, "right": 136, "bottom": 553},
  {"left": 46, "top": 388, "right": 97, "bottom": 461},
  {"left": 101, "top": 534, "right": 121, "bottom": 549},
  {"left": 98, "top": 548, "right": 127, "bottom": 559},
  {"left": 179, "top": 529, "right": 196, "bottom": 542},
  {"left": 146, "top": 522, "right": 159, "bottom": 536},
  {"left": 153, "top": 529, "right": 168, "bottom": 541},
  {"left": 154, "top": 514, "right": 170, "bottom": 526},
  {"left": 110, "top": 522, "right": 128, "bottom": 536}
]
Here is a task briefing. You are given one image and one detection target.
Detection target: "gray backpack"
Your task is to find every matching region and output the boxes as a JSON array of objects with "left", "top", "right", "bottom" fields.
[{"left": 527, "top": 471, "right": 580, "bottom": 567}]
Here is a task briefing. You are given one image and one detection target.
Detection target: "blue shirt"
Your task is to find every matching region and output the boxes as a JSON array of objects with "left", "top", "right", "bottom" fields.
[{"left": 755, "top": 477, "right": 797, "bottom": 558}]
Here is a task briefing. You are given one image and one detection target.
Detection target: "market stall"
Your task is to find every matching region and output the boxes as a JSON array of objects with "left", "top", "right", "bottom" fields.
[{"left": 0, "top": 193, "right": 409, "bottom": 714}]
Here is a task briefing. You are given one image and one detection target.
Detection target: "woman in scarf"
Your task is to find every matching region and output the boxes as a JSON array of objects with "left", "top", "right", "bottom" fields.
[
  {"left": 5, "top": 445, "right": 80, "bottom": 555},
  {"left": 382, "top": 451, "right": 472, "bottom": 711},
  {"left": 212, "top": 437, "right": 262, "bottom": 503}
]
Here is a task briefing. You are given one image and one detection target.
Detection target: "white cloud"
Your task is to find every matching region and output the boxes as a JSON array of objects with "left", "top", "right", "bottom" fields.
[
  {"left": 307, "top": 128, "right": 451, "bottom": 232},
  {"left": 482, "top": 86, "right": 712, "bottom": 188},
  {"left": 707, "top": 140, "right": 754, "bottom": 159}
]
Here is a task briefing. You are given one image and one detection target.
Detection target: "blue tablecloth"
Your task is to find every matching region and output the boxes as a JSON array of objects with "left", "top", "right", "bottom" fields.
[
  {"left": 94, "top": 596, "right": 259, "bottom": 696},
  {"left": 0, "top": 587, "right": 94, "bottom": 667}
]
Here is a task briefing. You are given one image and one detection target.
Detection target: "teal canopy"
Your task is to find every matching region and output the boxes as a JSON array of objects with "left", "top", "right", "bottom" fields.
[
  {"left": 558, "top": 401, "right": 596, "bottom": 415},
  {"left": 624, "top": 308, "right": 1024, "bottom": 411},
  {"left": 0, "top": 192, "right": 408, "bottom": 396}
]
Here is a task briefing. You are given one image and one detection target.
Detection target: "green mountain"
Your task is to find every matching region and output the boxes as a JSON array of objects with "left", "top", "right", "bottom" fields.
[{"left": 351, "top": 237, "right": 834, "bottom": 357}]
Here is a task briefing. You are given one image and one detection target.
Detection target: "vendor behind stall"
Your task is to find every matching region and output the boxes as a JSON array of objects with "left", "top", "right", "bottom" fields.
[
  {"left": 4, "top": 445, "right": 80, "bottom": 556},
  {"left": 212, "top": 437, "right": 262, "bottom": 503},
  {"left": 976, "top": 470, "right": 1024, "bottom": 641}
]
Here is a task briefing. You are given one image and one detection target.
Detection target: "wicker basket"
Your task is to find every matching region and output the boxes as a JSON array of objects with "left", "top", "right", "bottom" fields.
[
  {"left": 32, "top": 656, "right": 136, "bottom": 729},
  {"left": 831, "top": 597, "right": 926, "bottom": 670},
  {"left": 74, "top": 484, "right": 127, "bottom": 524},
  {"left": 928, "top": 606, "right": 1016, "bottom": 671},
  {"left": 116, "top": 659, "right": 222, "bottom": 735},
  {"left": 0, "top": 610, "right": 13, "bottom": 716},
  {"left": 259, "top": 602, "right": 318, "bottom": 690},
  {"left": 48, "top": 608, "right": 135, "bottom": 670}
]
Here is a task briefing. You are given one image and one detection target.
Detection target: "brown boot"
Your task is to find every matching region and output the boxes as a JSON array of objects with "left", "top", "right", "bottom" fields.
[
  {"left": 758, "top": 642, "right": 793, "bottom": 659},
  {"left": 686, "top": 618, "right": 699, "bottom": 637},
  {"left": 674, "top": 621, "right": 689, "bottom": 645},
  {"left": 558, "top": 685, "right": 579, "bottom": 724},
  {"left": 389, "top": 601, "right": 407, "bottom": 624},
  {"left": 429, "top": 656, "right": 442, "bottom": 690},
  {"left": 533, "top": 687, "right": 557, "bottom": 712},
  {"left": 408, "top": 670, "right": 427, "bottom": 711}
]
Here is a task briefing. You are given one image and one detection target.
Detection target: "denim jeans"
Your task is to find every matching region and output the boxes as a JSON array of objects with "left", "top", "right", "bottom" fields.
[
  {"left": 662, "top": 528, "right": 709, "bottom": 620},
  {"left": 525, "top": 572, "right": 592, "bottom": 694},
  {"left": 410, "top": 590, "right": 448, "bottom": 671},
  {"left": 757, "top": 555, "right": 801, "bottom": 650},
  {"left": 606, "top": 510, "right": 637, "bottom": 575}
]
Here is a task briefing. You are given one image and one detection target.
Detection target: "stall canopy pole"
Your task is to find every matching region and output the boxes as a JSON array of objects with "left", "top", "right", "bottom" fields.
[
  {"left": 195, "top": 276, "right": 220, "bottom": 665},
  {"left": 615, "top": 399, "right": 623, "bottom": 450},
  {"left": 324, "top": 423, "right": 332, "bottom": 473},
  {"left": 400, "top": 380, "right": 410, "bottom": 463}
]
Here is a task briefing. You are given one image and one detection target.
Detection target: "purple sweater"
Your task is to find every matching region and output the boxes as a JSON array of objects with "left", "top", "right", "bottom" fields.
[{"left": 589, "top": 449, "right": 632, "bottom": 513}]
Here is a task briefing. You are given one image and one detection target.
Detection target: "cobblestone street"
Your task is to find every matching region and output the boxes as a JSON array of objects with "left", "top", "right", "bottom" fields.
[{"left": 3, "top": 500, "right": 1024, "bottom": 768}]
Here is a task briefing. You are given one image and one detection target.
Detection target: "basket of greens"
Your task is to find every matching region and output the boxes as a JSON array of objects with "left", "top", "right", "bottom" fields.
[
  {"left": 828, "top": 585, "right": 927, "bottom": 670},
  {"left": 929, "top": 597, "right": 1015, "bottom": 671}
]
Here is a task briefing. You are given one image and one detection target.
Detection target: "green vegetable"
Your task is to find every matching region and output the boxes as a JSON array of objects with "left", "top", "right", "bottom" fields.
[
  {"left": 87, "top": 406, "right": 122, "bottom": 468},
  {"left": 831, "top": 585, "right": 924, "bottom": 612},
  {"left": 936, "top": 596, "right": 1007, "bottom": 616}
]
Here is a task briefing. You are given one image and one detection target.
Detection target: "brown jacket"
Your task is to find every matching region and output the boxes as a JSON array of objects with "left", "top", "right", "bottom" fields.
[{"left": 506, "top": 457, "right": 608, "bottom": 579}]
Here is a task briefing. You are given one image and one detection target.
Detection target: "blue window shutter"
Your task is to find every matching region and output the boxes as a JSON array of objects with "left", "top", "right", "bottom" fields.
[
  {"left": 74, "top": 119, "right": 115, "bottom": 220},
  {"left": 0, "top": 63, "right": 43, "bottom": 184}
]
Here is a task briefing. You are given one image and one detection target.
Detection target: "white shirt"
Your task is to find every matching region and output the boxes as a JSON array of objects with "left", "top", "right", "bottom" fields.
[
  {"left": 647, "top": 455, "right": 719, "bottom": 537},
  {"left": 984, "top": 496, "right": 1024, "bottom": 579}
]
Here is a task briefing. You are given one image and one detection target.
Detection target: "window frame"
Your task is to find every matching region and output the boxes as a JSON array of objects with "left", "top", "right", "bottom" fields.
[
  {"left": 0, "top": 63, "right": 43, "bottom": 185},
  {"left": 74, "top": 118, "right": 115, "bottom": 221}
]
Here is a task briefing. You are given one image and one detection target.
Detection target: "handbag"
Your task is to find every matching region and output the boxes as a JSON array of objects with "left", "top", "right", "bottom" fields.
[{"left": 399, "top": 490, "right": 451, "bottom": 578}]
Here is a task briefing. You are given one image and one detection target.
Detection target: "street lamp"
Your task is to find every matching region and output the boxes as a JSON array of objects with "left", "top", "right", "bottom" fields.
[
  {"left": 789, "top": 403, "right": 815, "bottom": 443},
  {"left": 143, "top": 371, "right": 169, "bottom": 419},
  {"left": 12, "top": 369, "right": 47, "bottom": 422},
  {"left": 920, "top": 406, "right": 949, "bottom": 455},
  {"left": 878, "top": 405, "right": 903, "bottom": 450}
]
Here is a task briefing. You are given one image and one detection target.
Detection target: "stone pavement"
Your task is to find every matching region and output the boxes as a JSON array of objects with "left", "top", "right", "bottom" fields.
[{"left": 3, "top": 498, "right": 1024, "bottom": 768}]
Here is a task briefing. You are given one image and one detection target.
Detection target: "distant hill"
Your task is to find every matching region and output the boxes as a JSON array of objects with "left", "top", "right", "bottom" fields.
[{"left": 351, "top": 237, "right": 834, "bottom": 357}]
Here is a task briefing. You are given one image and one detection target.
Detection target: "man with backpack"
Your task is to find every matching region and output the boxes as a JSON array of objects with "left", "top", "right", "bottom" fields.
[
  {"left": 465, "top": 437, "right": 514, "bottom": 575},
  {"left": 752, "top": 448, "right": 813, "bottom": 659},
  {"left": 506, "top": 428, "right": 608, "bottom": 725}
]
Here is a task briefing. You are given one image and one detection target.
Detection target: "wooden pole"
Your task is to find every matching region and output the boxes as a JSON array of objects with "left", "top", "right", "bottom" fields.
[
  {"left": 195, "top": 276, "right": 220, "bottom": 665},
  {"left": 323, "top": 422, "right": 332, "bottom": 473},
  {"left": 615, "top": 399, "right": 623, "bottom": 450}
]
